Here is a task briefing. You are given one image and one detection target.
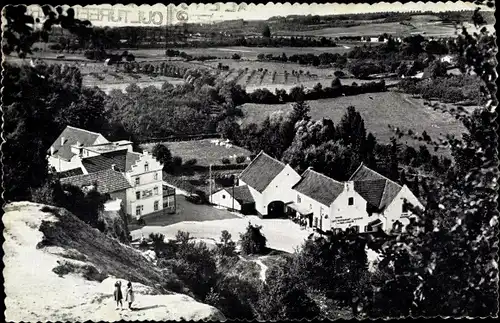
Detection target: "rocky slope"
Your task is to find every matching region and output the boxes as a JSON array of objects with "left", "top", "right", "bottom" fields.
[{"left": 3, "top": 202, "right": 225, "bottom": 322}]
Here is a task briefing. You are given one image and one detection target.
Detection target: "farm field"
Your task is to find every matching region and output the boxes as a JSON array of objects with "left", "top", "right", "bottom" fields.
[
  {"left": 141, "top": 138, "right": 252, "bottom": 167},
  {"left": 243, "top": 78, "right": 399, "bottom": 93},
  {"left": 239, "top": 91, "right": 468, "bottom": 155},
  {"left": 93, "top": 79, "right": 183, "bottom": 94},
  {"left": 282, "top": 21, "right": 495, "bottom": 38},
  {"left": 171, "top": 46, "right": 353, "bottom": 59}
]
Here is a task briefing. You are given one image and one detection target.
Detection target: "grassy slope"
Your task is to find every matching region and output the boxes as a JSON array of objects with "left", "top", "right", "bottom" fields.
[
  {"left": 141, "top": 139, "right": 252, "bottom": 167},
  {"left": 239, "top": 91, "right": 468, "bottom": 154}
]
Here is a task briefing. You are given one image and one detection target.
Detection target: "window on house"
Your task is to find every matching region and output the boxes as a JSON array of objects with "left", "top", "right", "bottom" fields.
[
  {"left": 348, "top": 197, "right": 354, "bottom": 205},
  {"left": 222, "top": 194, "right": 226, "bottom": 199},
  {"left": 136, "top": 191, "right": 140, "bottom": 200},
  {"left": 142, "top": 189, "right": 153, "bottom": 198},
  {"left": 154, "top": 201, "right": 159, "bottom": 211},
  {"left": 135, "top": 177, "right": 140, "bottom": 186},
  {"left": 402, "top": 202, "right": 409, "bottom": 213},
  {"left": 154, "top": 172, "right": 158, "bottom": 180},
  {"left": 297, "top": 194, "right": 301, "bottom": 203},
  {"left": 144, "top": 162, "right": 149, "bottom": 172},
  {"left": 314, "top": 217, "right": 318, "bottom": 228},
  {"left": 154, "top": 186, "right": 159, "bottom": 195},
  {"left": 135, "top": 206, "right": 142, "bottom": 216},
  {"left": 352, "top": 225, "right": 359, "bottom": 233}
]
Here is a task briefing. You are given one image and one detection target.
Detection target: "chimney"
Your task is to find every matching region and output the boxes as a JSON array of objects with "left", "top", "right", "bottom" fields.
[
  {"left": 50, "top": 146, "right": 55, "bottom": 155},
  {"left": 76, "top": 141, "right": 81, "bottom": 147},
  {"left": 345, "top": 181, "right": 354, "bottom": 192},
  {"left": 61, "top": 136, "right": 65, "bottom": 145},
  {"left": 111, "top": 164, "right": 117, "bottom": 171}
]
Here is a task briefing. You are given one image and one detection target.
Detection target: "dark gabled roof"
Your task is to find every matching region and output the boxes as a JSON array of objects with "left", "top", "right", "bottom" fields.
[
  {"left": 292, "top": 168, "right": 344, "bottom": 206},
  {"left": 81, "top": 150, "right": 142, "bottom": 174},
  {"left": 354, "top": 179, "right": 387, "bottom": 209},
  {"left": 58, "top": 168, "right": 84, "bottom": 179},
  {"left": 350, "top": 164, "right": 403, "bottom": 210},
  {"left": 225, "top": 185, "right": 254, "bottom": 204},
  {"left": 60, "top": 169, "right": 132, "bottom": 194},
  {"left": 239, "top": 151, "right": 286, "bottom": 193},
  {"left": 50, "top": 126, "right": 106, "bottom": 161}
]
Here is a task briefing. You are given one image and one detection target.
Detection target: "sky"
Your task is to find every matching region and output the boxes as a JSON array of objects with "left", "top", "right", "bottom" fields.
[{"left": 26, "top": 2, "right": 493, "bottom": 27}]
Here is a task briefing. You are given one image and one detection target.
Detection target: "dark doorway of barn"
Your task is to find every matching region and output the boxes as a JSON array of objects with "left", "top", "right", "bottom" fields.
[{"left": 267, "top": 201, "right": 285, "bottom": 218}]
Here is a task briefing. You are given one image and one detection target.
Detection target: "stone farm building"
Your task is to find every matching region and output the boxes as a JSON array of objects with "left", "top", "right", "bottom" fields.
[
  {"left": 210, "top": 151, "right": 423, "bottom": 234},
  {"left": 49, "top": 126, "right": 171, "bottom": 219}
]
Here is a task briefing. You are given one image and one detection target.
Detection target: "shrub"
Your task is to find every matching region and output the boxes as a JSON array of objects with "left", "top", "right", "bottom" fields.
[
  {"left": 240, "top": 222, "right": 267, "bottom": 255},
  {"left": 236, "top": 156, "right": 246, "bottom": 164},
  {"left": 172, "top": 156, "right": 183, "bottom": 167},
  {"left": 216, "top": 230, "right": 237, "bottom": 257},
  {"left": 221, "top": 157, "right": 231, "bottom": 164},
  {"left": 150, "top": 233, "right": 166, "bottom": 257},
  {"left": 183, "top": 158, "right": 198, "bottom": 167}
]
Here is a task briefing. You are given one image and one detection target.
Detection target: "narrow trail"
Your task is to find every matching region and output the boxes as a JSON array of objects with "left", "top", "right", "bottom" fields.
[
  {"left": 254, "top": 258, "right": 268, "bottom": 282},
  {"left": 237, "top": 255, "right": 268, "bottom": 282}
]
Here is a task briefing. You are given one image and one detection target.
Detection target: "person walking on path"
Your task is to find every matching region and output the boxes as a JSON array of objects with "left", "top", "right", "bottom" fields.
[
  {"left": 125, "top": 281, "right": 135, "bottom": 310},
  {"left": 114, "top": 281, "right": 123, "bottom": 309}
]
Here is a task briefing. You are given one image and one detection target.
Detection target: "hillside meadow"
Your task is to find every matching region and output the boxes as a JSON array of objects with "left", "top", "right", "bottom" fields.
[
  {"left": 141, "top": 138, "right": 252, "bottom": 167},
  {"left": 239, "top": 91, "right": 469, "bottom": 155},
  {"left": 283, "top": 20, "right": 495, "bottom": 38}
]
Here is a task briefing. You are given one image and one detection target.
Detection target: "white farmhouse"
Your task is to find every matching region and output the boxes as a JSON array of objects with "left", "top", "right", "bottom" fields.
[
  {"left": 80, "top": 149, "right": 164, "bottom": 219},
  {"left": 290, "top": 165, "right": 424, "bottom": 234},
  {"left": 237, "top": 151, "right": 301, "bottom": 217},
  {"left": 49, "top": 126, "right": 165, "bottom": 219},
  {"left": 349, "top": 164, "right": 424, "bottom": 233},
  {"left": 48, "top": 126, "right": 110, "bottom": 172},
  {"left": 228, "top": 151, "right": 424, "bottom": 234},
  {"left": 290, "top": 168, "right": 371, "bottom": 233}
]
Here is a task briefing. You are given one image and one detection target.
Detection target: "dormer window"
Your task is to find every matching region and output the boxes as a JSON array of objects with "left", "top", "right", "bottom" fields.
[
  {"left": 144, "top": 162, "right": 149, "bottom": 172},
  {"left": 135, "top": 177, "right": 140, "bottom": 186},
  {"left": 154, "top": 172, "right": 158, "bottom": 180}
]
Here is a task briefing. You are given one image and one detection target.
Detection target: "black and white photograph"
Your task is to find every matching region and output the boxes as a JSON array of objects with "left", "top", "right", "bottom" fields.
[{"left": 1, "top": 1, "right": 498, "bottom": 321}]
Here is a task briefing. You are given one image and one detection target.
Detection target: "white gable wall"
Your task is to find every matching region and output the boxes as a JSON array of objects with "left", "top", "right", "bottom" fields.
[
  {"left": 210, "top": 189, "right": 242, "bottom": 211},
  {"left": 125, "top": 153, "right": 164, "bottom": 218},
  {"left": 94, "top": 134, "right": 109, "bottom": 145},
  {"left": 293, "top": 190, "right": 329, "bottom": 231},
  {"left": 261, "top": 165, "right": 301, "bottom": 216},
  {"left": 330, "top": 183, "right": 373, "bottom": 233},
  {"left": 48, "top": 154, "right": 85, "bottom": 172},
  {"left": 382, "top": 185, "right": 424, "bottom": 231}
]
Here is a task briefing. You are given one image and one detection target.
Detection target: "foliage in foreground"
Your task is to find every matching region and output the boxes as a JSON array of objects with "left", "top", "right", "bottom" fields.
[{"left": 240, "top": 223, "right": 267, "bottom": 255}]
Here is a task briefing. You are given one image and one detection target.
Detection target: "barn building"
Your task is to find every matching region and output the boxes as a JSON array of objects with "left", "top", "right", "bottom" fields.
[{"left": 237, "top": 151, "right": 301, "bottom": 218}]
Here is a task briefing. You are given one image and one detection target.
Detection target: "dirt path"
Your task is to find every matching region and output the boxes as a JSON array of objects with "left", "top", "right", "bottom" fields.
[{"left": 254, "top": 258, "right": 268, "bottom": 282}]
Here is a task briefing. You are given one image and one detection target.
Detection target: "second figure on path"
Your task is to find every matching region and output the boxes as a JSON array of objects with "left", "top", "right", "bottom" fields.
[{"left": 125, "top": 281, "right": 134, "bottom": 310}]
